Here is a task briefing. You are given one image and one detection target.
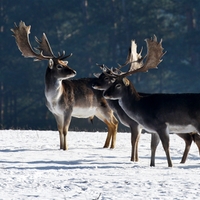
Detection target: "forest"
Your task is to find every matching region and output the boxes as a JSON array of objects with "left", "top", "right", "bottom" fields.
[{"left": 1, "top": 0, "right": 200, "bottom": 131}]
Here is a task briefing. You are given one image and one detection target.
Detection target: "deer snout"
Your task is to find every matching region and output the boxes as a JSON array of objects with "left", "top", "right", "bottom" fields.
[
  {"left": 69, "top": 69, "right": 77, "bottom": 78},
  {"left": 103, "top": 91, "right": 109, "bottom": 99},
  {"left": 92, "top": 83, "right": 99, "bottom": 89},
  {"left": 72, "top": 70, "right": 77, "bottom": 76},
  {"left": 92, "top": 84, "right": 105, "bottom": 91},
  {"left": 103, "top": 90, "right": 117, "bottom": 100},
  {"left": 92, "top": 86, "right": 97, "bottom": 89}
]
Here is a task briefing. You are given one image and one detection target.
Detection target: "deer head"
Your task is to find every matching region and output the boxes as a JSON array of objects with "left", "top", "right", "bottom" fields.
[
  {"left": 96, "top": 35, "right": 165, "bottom": 95},
  {"left": 92, "top": 64, "right": 117, "bottom": 90},
  {"left": 11, "top": 21, "right": 76, "bottom": 80},
  {"left": 102, "top": 35, "right": 166, "bottom": 100}
]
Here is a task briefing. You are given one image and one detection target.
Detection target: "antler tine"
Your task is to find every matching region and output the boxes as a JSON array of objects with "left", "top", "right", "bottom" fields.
[
  {"left": 118, "top": 40, "right": 136, "bottom": 68},
  {"left": 117, "top": 63, "right": 123, "bottom": 69},
  {"left": 95, "top": 63, "right": 119, "bottom": 78},
  {"left": 60, "top": 52, "right": 73, "bottom": 60},
  {"left": 96, "top": 63, "right": 104, "bottom": 68},
  {"left": 126, "top": 40, "right": 144, "bottom": 72},
  {"left": 35, "top": 33, "right": 55, "bottom": 57},
  {"left": 117, "top": 40, "right": 144, "bottom": 73},
  {"left": 96, "top": 63, "right": 104, "bottom": 67},
  {"left": 57, "top": 50, "right": 65, "bottom": 59},
  {"left": 141, "top": 34, "right": 166, "bottom": 72},
  {"left": 96, "top": 63, "right": 111, "bottom": 73},
  {"left": 119, "top": 35, "right": 166, "bottom": 78},
  {"left": 115, "top": 45, "right": 132, "bottom": 71},
  {"left": 11, "top": 21, "right": 52, "bottom": 60}
]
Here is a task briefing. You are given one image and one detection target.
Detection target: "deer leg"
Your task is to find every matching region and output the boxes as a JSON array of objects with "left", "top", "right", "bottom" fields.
[
  {"left": 103, "top": 126, "right": 112, "bottom": 148},
  {"left": 102, "top": 116, "right": 118, "bottom": 148},
  {"left": 96, "top": 110, "right": 118, "bottom": 148},
  {"left": 62, "top": 128, "right": 69, "bottom": 151},
  {"left": 176, "top": 133, "right": 192, "bottom": 164},
  {"left": 62, "top": 116, "right": 72, "bottom": 151},
  {"left": 158, "top": 128, "right": 173, "bottom": 167},
  {"left": 95, "top": 114, "right": 111, "bottom": 148},
  {"left": 54, "top": 115, "right": 64, "bottom": 150},
  {"left": 150, "top": 133, "right": 160, "bottom": 167},
  {"left": 135, "top": 136, "right": 140, "bottom": 161},
  {"left": 55, "top": 114, "right": 71, "bottom": 150},
  {"left": 130, "top": 125, "right": 141, "bottom": 162},
  {"left": 191, "top": 133, "right": 200, "bottom": 155},
  {"left": 135, "top": 131, "right": 141, "bottom": 162},
  {"left": 109, "top": 115, "right": 118, "bottom": 149},
  {"left": 101, "top": 119, "right": 112, "bottom": 148},
  {"left": 59, "top": 131, "right": 64, "bottom": 150}
]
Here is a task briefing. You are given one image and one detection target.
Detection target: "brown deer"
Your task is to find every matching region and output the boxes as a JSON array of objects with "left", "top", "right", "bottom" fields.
[
  {"left": 11, "top": 21, "right": 118, "bottom": 150},
  {"left": 103, "top": 35, "right": 200, "bottom": 167}
]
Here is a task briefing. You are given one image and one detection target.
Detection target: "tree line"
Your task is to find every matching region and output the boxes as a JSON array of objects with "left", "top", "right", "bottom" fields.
[{"left": 0, "top": 0, "right": 200, "bottom": 131}]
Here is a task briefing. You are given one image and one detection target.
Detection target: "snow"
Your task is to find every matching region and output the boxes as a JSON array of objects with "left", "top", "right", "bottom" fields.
[{"left": 0, "top": 130, "right": 200, "bottom": 200}]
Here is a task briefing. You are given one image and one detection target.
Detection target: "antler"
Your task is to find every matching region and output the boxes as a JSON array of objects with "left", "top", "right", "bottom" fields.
[
  {"left": 11, "top": 21, "right": 72, "bottom": 61},
  {"left": 119, "top": 40, "right": 143, "bottom": 71},
  {"left": 141, "top": 35, "right": 165, "bottom": 72},
  {"left": 97, "top": 35, "right": 165, "bottom": 80},
  {"left": 96, "top": 63, "right": 121, "bottom": 79},
  {"left": 96, "top": 63, "right": 111, "bottom": 73},
  {"left": 11, "top": 21, "right": 53, "bottom": 61},
  {"left": 115, "top": 35, "right": 166, "bottom": 78},
  {"left": 34, "top": 33, "right": 55, "bottom": 58}
]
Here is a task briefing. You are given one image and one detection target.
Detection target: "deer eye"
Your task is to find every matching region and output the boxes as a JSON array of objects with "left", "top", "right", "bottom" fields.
[
  {"left": 116, "top": 84, "right": 121, "bottom": 89},
  {"left": 104, "top": 77, "right": 109, "bottom": 81},
  {"left": 111, "top": 78, "right": 115, "bottom": 83},
  {"left": 57, "top": 65, "right": 63, "bottom": 70}
]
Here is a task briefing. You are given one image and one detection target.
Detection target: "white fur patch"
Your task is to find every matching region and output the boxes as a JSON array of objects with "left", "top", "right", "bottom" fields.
[
  {"left": 166, "top": 123, "right": 197, "bottom": 133},
  {"left": 72, "top": 107, "right": 97, "bottom": 118}
]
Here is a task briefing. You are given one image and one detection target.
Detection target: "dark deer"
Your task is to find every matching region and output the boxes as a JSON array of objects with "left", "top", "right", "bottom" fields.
[
  {"left": 93, "top": 65, "right": 200, "bottom": 163},
  {"left": 93, "top": 64, "right": 142, "bottom": 162},
  {"left": 11, "top": 21, "right": 118, "bottom": 150},
  {"left": 93, "top": 64, "right": 200, "bottom": 164},
  {"left": 103, "top": 35, "right": 200, "bottom": 167}
]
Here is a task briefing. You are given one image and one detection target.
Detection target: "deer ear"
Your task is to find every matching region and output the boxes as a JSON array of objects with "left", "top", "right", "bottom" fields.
[
  {"left": 49, "top": 59, "right": 54, "bottom": 69},
  {"left": 93, "top": 73, "right": 101, "bottom": 78},
  {"left": 122, "top": 78, "right": 130, "bottom": 86},
  {"left": 58, "top": 60, "right": 68, "bottom": 66}
]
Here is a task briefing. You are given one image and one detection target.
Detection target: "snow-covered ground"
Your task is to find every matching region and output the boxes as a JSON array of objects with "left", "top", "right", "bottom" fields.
[{"left": 0, "top": 130, "right": 199, "bottom": 200}]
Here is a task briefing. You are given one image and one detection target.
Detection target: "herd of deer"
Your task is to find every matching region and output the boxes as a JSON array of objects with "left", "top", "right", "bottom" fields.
[{"left": 11, "top": 21, "right": 200, "bottom": 167}]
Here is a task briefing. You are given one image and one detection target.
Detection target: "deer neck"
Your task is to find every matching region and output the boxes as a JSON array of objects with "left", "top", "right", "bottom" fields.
[
  {"left": 118, "top": 84, "right": 141, "bottom": 120},
  {"left": 120, "top": 83, "right": 140, "bottom": 102},
  {"left": 44, "top": 72, "right": 64, "bottom": 103},
  {"left": 128, "top": 83, "right": 140, "bottom": 100}
]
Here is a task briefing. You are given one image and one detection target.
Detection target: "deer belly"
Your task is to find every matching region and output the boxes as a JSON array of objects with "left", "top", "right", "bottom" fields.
[
  {"left": 166, "top": 123, "right": 197, "bottom": 133},
  {"left": 72, "top": 107, "right": 97, "bottom": 118}
]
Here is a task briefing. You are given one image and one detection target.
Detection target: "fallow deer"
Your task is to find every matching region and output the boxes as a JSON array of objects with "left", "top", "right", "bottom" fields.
[
  {"left": 93, "top": 64, "right": 142, "bottom": 162},
  {"left": 93, "top": 64, "right": 200, "bottom": 164},
  {"left": 103, "top": 35, "right": 200, "bottom": 167},
  {"left": 11, "top": 21, "right": 118, "bottom": 150}
]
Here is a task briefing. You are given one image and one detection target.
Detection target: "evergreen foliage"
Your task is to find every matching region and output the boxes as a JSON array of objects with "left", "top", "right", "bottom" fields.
[{"left": 1, "top": 0, "right": 200, "bottom": 130}]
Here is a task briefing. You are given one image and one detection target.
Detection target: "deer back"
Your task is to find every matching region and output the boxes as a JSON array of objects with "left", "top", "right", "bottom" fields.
[{"left": 105, "top": 78, "right": 200, "bottom": 132}]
